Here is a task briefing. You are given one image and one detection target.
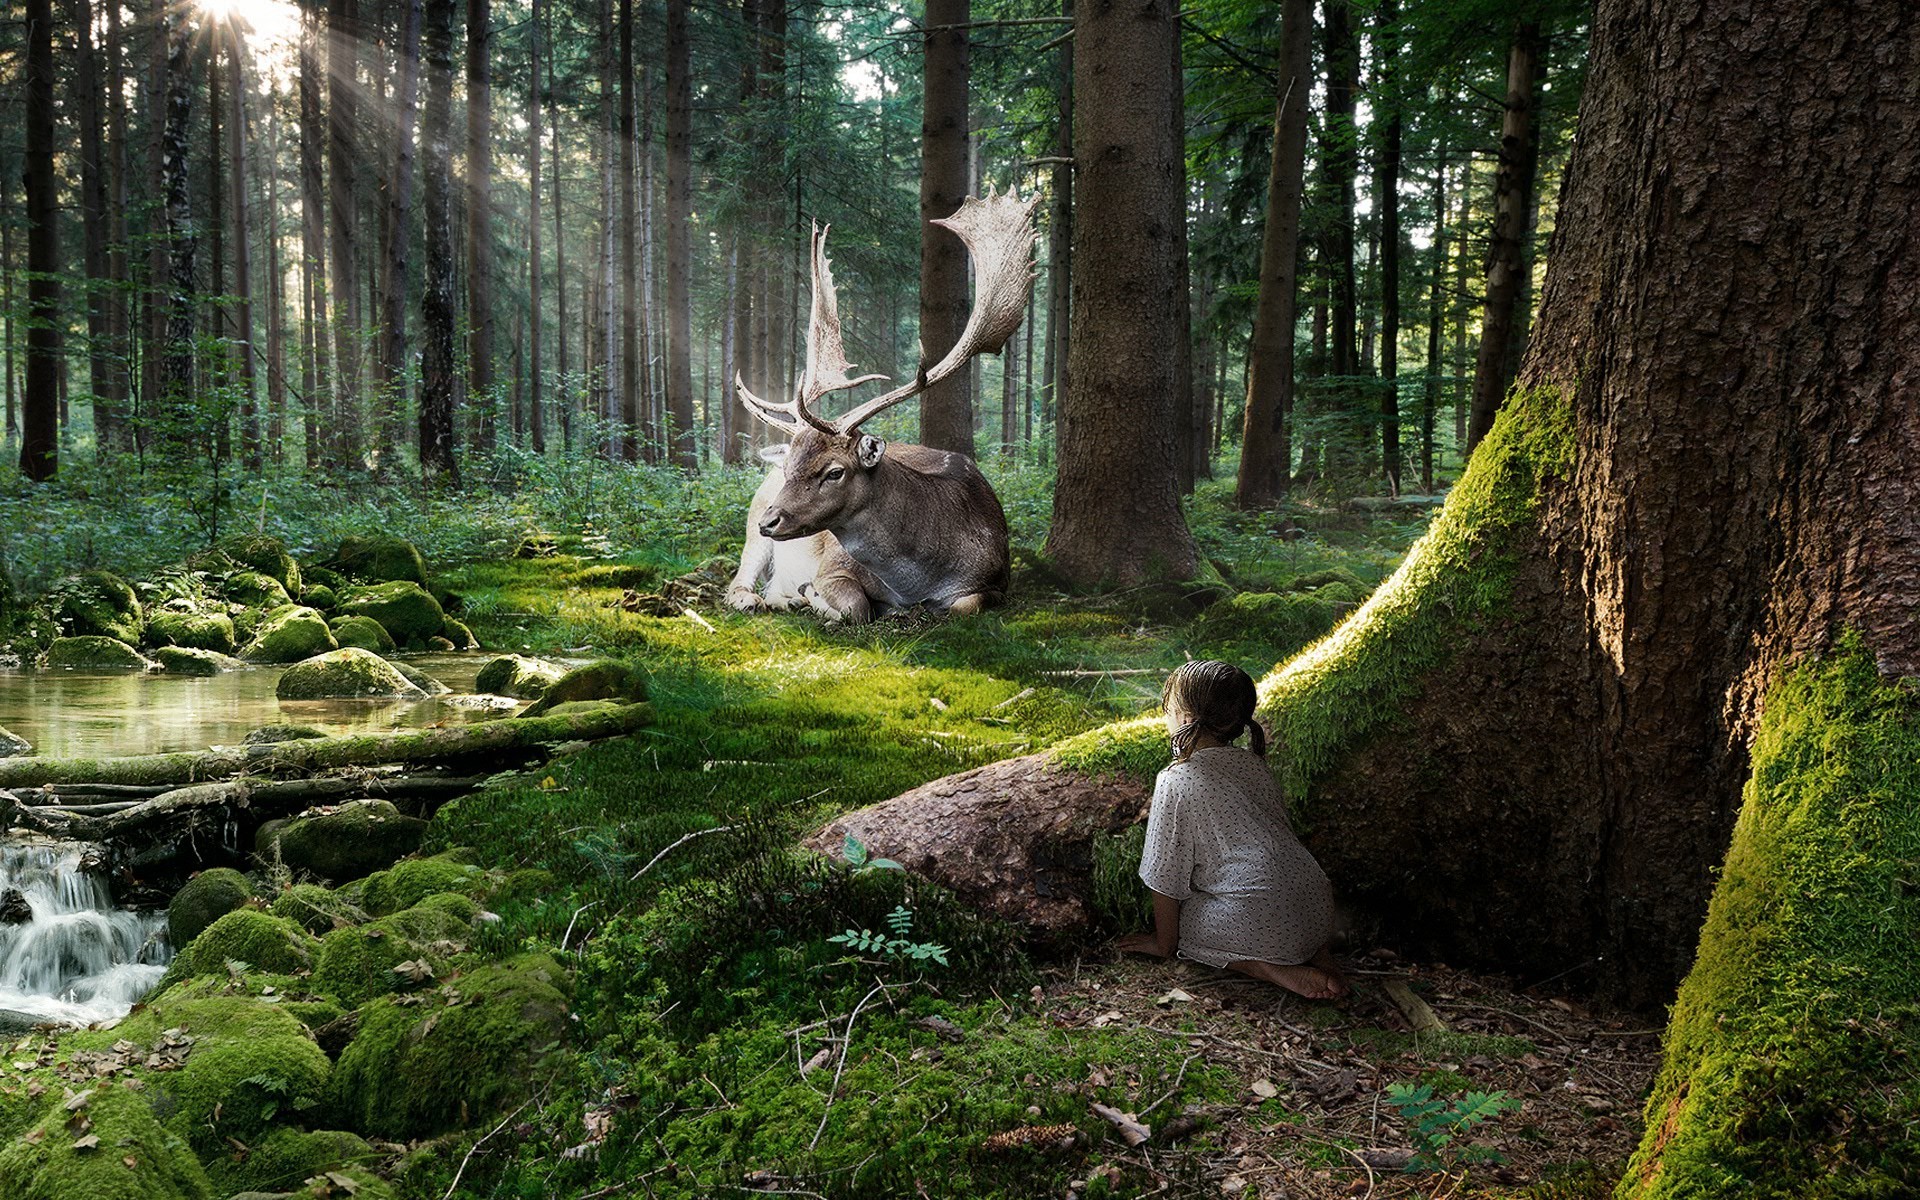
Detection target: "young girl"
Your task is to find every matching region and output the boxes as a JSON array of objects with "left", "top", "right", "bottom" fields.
[{"left": 1117, "top": 660, "right": 1350, "bottom": 1000}]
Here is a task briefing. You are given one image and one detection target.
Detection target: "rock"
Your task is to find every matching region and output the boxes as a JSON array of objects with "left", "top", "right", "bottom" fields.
[
  {"left": 0, "top": 1074, "right": 213, "bottom": 1199},
  {"left": 181, "top": 909, "right": 315, "bottom": 975},
  {"left": 804, "top": 752, "right": 1151, "bottom": 935},
  {"left": 358, "top": 851, "right": 488, "bottom": 916},
  {"left": 0, "top": 888, "right": 30, "bottom": 923},
  {"left": 474, "top": 653, "right": 567, "bottom": 699},
  {"left": 328, "top": 613, "right": 396, "bottom": 653},
  {"left": 269, "top": 883, "right": 364, "bottom": 935},
  {"left": 514, "top": 533, "right": 560, "bottom": 558},
  {"left": 48, "top": 569, "right": 144, "bottom": 644},
  {"left": 0, "top": 726, "right": 30, "bottom": 757},
  {"left": 240, "top": 605, "right": 339, "bottom": 664},
  {"left": 152, "top": 645, "right": 247, "bottom": 675},
  {"left": 329, "top": 535, "right": 430, "bottom": 586},
  {"left": 275, "top": 648, "right": 427, "bottom": 700},
  {"left": 300, "top": 582, "right": 339, "bottom": 611},
  {"left": 392, "top": 661, "right": 450, "bottom": 695},
  {"left": 519, "top": 659, "right": 649, "bottom": 716},
  {"left": 243, "top": 724, "right": 327, "bottom": 745},
  {"left": 143, "top": 608, "right": 237, "bottom": 653},
  {"left": 442, "top": 617, "right": 479, "bottom": 650},
  {"left": 425, "top": 635, "right": 455, "bottom": 651},
  {"left": 217, "top": 534, "right": 304, "bottom": 597},
  {"left": 257, "top": 799, "right": 430, "bottom": 881},
  {"left": 338, "top": 580, "right": 446, "bottom": 648},
  {"left": 168, "top": 867, "right": 254, "bottom": 946},
  {"left": 220, "top": 1128, "right": 382, "bottom": 1200},
  {"left": 223, "top": 569, "right": 295, "bottom": 610},
  {"left": 1189, "top": 591, "right": 1340, "bottom": 659},
  {"left": 43, "top": 635, "right": 156, "bottom": 670}
]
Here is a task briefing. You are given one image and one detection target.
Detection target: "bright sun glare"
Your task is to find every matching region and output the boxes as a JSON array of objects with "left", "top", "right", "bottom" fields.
[{"left": 199, "top": 0, "right": 302, "bottom": 54}]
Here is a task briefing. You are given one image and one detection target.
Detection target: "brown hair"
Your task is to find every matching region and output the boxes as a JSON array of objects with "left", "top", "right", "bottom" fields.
[{"left": 1162, "top": 660, "right": 1267, "bottom": 763}]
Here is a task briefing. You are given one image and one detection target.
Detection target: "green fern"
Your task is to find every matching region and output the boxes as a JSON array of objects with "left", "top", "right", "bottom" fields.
[{"left": 1382, "top": 1081, "right": 1522, "bottom": 1172}]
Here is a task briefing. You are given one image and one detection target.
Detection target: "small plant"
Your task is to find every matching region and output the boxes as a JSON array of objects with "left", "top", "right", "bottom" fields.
[
  {"left": 828, "top": 903, "right": 950, "bottom": 966},
  {"left": 841, "top": 833, "right": 902, "bottom": 874},
  {"left": 1381, "top": 1081, "right": 1523, "bottom": 1172}
]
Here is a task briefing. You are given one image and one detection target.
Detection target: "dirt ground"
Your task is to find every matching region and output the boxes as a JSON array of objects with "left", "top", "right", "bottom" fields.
[{"left": 1031, "top": 948, "right": 1662, "bottom": 1199}]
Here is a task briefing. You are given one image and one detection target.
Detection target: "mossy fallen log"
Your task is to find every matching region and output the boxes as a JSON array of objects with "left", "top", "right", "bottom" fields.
[{"left": 0, "top": 703, "right": 652, "bottom": 790}]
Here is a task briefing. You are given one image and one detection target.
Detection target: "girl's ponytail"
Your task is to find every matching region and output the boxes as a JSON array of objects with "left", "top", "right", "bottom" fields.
[{"left": 1246, "top": 721, "right": 1268, "bottom": 758}]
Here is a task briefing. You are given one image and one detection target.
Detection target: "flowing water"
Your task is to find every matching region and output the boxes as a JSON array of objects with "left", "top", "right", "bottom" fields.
[{"left": 0, "top": 840, "right": 170, "bottom": 1029}]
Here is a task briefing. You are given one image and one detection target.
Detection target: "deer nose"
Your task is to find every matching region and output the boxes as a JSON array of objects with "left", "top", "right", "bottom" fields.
[{"left": 759, "top": 509, "right": 787, "bottom": 538}]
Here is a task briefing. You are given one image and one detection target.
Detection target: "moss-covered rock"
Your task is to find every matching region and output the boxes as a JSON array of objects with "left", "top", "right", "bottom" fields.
[
  {"left": 144, "top": 609, "right": 237, "bottom": 653},
  {"left": 474, "top": 653, "right": 567, "bottom": 699},
  {"left": 328, "top": 954, "right": 570, "bottom": 1139},
  {"left": 0, "top": 725, "right": 32, "bottom": 757},
  {"left": 300, "top": 582, "right": 339, "bottom": 612},
  {"left": 44, "top": 635, "right": 156, "bottom": 670},
  {"left": 327, "top": 613, "right": 395, "bottom": 654},
  {"left": 223, "top": 570, "right": 295, "bottom": 611},
  {"left": 337, "top": 581, "right": 446, "bottom": 648},
  {"left": 310, "top": 923, "right": 429, "bottom": 1008},
  {"left": 256, "top": 799, "right": 429, "bottom": 880},
  {"left": 329, "top": 536, "right": 430, "bottom": 587},
  {"left": 358, "top": 852, "right": 488, "bottom": 917},
  {"left": 392, "top": 660, "right": 450, "bottom": 696},
  {"left": 214, "top": 1128, "right": 381, "bottom": 1199},
  {"left": 168, "top": 868, "right": 254, "bottom": 946},
  {"left": 151, "top": 646, "right": 247, "bottom": 676},
  {"left": 268, "top": 883, "right": 366, "bottom": 935},
  {"left": 218, "top": 536, "right": 303, "bottom": 597},
  {"left": 1188, "top": 591, "right": 1340, "bottom": 661},
  {"left": 181, "top": 910, "right": 314, "bottom": 976},
  {"left": 0, "top": 1079, "right": 213, "bottom": 1200},
  {"left": 239, "top": 605, "right": 337, "bottom": 665},
  {"left": 518, "top": 659, "right": 648, "bottom": 717},
  {"left": 242, "top": 724, "right": 327, "bottom": 745},
  {"left": 274, "top": 647, "right": 423, "bottom": 699},
  {"left": 442, "top": 618, "right": 478, "bottom": 650},
  {"left": 49, "top": 569, "right": 144, "bottom": 645}
]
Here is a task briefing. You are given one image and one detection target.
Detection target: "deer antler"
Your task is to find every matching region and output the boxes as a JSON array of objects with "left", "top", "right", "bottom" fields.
[
  {"left": 831, "top": 184, "right": 1041, "bottom": 435},
  {"left": 736, "top": 224, "right": 889, "bottom": 435}
]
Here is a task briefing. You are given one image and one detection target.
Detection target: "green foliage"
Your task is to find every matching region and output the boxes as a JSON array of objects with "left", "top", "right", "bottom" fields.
[
  {"left": 168, "top": 868, "right": 254, "bottom": 946},
  {"left": 0, "top": 1082, "right": 213, "bottom": 1200},
  {"left": 1619, "top": 637, "right": 1920, "bottom": 1198},
  {"left": 828, "top": 903, "right": 950, "bottom": 967},
  {"left": 1382, "top": 1081, "right": 1523, "bottom": 1172},
  {"left": 1089, "top": 822, "right": 1154, "bottom": 935},
  {"left": 181, "top": 910, "right": 314, "bottom": 977},
  {"left": 357, "top": 852, "right": 488, "bottom": 916}
]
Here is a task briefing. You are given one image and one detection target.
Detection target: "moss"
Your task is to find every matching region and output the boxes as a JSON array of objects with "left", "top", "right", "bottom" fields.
[
  {"left": 338, "top": 580, "right": 446, "bottom": 648},
  {"left": 274, "top": 647, "right": 423, "bottom": 699},
  {"left": 223, "top": 570, "right": 295, "bottom": 611},
  {"left": 0, "top": 1080, "right": 212, "bottom": 1200},
  {"left": 144, "top": 610, "right": 237, "bottom": 653},
  {"left": 258, "top": 799, "right": 430, "bottom": 880},
  {"left": 44, "top": 635, "right": 154, "bottom": 670},
  {"left": 358, "top": 853, "right": 488, "bottom": 917},
  {"left": 183, "top": 910, "right": 314, "bottom": 976},
  {"left": 151, "top": 645, "right": 245, "bottom": 676},
  {"left": 474, "top": 653, "right": 567, "bottom": 699},
  {"left": 243, "top": 724, "right": 327, "bottom": 745},
  {"left": 1088, "top": 822, "right": 1153, "bottom": 935},
  {"left": 329, "top": 535, "right": 431, "bottom": 586},
  {"left": 392, "top": 660, "right": 449, "bottom": 695},
  {"left": 1618, "top": 640, "right": 1920, "bottom": 1198},
  {"left": 269, "top": 883, "right": 367, "bottom": 935},
  {"left": 169, "top": 868, "right": 255, "bottom": 946},
  {"left": 310, "top": 922, "right": 428, "bottom": 1008},
  {"left": 328, "top": 954, "right": 571, "bottom": 1139},
  {"left": 218, "top": 535, "right": 304, "bottom": 597},
  {"left": 327, "top": 614, "right": 395, "bottom": 653},
  {"left": 1187, "top": 591, "right": 1340, "bottom": 661},
  {"left": 1345, "top": 1027, "right": 1537, "bottom": 1060},
  {"left": 299, "top": 583, "right": 338, "bottom": 612},
  {"left": 212, "top": 1127, "right": 380, "bottom": 1198},
  {"left": 240, "top": 606, "right": 338, "bottom": 664},
  {"left": 49, "top": 569, "right": 144, "bottom": 645},
  {"left": 1054, "top": 386, "right": 1576, "bottom": 793},
  {"left": 518, "top": 658, "right": 649, "bottom": 716},
  {"left": 443, "top": 617, "right": 479, "bottom": 650}
]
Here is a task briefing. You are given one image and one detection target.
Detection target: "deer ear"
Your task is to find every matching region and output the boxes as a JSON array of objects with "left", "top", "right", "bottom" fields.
[
  {"left": 856, "top": 435, "right": 885, "bottom": 468},
  {"left": 757, "top": 443, "right": 791, "bottom": 466}
]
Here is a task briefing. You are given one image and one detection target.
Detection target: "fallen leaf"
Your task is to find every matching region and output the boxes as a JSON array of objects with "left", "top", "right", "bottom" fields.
[
  {"left": 1250, "top": 1078, "right": 1280, "bottom": 1099},
  {"left": 73, "top": 1134, "right": 99, "bottom": 1152},
  {"left": 800, "top": 1047, "right": 833, "bottom": 1077},
  {"left": 1091, "top": 1102, "right": 1151, "bottom": 1147},
  {"left": 123, "top": 1156, "right": 137, "bottom": 1168}
]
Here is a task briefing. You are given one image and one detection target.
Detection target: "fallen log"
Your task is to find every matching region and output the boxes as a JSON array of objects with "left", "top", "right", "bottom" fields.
[{"left": 0, "top": 703, "right": 653, "bottom": 789}]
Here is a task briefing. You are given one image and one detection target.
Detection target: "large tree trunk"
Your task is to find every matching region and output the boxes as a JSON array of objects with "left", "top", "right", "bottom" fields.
[
  {"left": 917, "top": 0, "right": 972, "bottom": 456},
  {"left": 418, "top": 0, "right": 458, "bottom": 482},
  {"left": 466, "top": 0, "right": 496, "bottom": 454},
  {"left": 664, "top": 0, "right": 697, "bottom": 468},
  {"left": 1465, "top": 21, "right": 1544, "bottom": 453},
  {"left": 21, "top": 0, "right": 60, "bottom": 481},
  {"left": 1042, "top": 0, "right": 1196, "bottom": 588},
  {"left": 159, "top": 3, "right": 197, "bottom": 453},
  {"left": 1232, "top": 0, "right": 1312, "bottom": 508}
]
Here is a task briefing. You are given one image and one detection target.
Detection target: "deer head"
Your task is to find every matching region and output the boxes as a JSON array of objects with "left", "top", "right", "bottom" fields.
[{"left": 737, "top": 186, "right": 1039, "bottom": 540}]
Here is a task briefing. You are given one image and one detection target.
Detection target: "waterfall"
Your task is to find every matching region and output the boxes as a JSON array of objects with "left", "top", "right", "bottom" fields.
[{"left": 0, "top": 840, "right": 172, "bottom": 1029}]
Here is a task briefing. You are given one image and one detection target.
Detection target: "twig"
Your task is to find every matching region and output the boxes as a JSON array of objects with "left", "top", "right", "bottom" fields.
[
  {"left": 1138, "top": 1052, "right": 1201, "bottom": 1118},
  {"left": 681, "top": 606, "right": 717, "bottom": 633},
  {"left": 560, "top": 902, "right": 597, "bottom": 953},
  {"left": 1039, "top": 668, "right": 1158, "bottom": 678},
  {"left": 809, "top": 982, "right": 889, "bottom": 1151},
  {"left": 629, "top": 823, "right": 739, "bottom": 881},
  {"left": 1337, "top": 1143, "right": 1379, "bottom": 1198},
  {"left": 443, "top": 1101, "right": 530, "bottom": 1200}
]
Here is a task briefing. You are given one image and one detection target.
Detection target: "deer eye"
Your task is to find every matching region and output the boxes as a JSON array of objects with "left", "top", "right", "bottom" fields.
[{"left": 823, "top": 465, "right": 846, "bottom": 483}]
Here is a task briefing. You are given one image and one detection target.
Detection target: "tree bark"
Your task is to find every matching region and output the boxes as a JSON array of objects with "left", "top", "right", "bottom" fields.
[
  {"left": 419, "top": 0, "right": 459, "bottom": 482},
  {"left": 665, "top": 0, "right": 697, "bottom": 468},
  {"left": 21, "top": 0, "right": 60, "bottom": 480},
  {"left": 1319, "top": 0, "right": 1361, "bottom": 484},
  {"left": 102, "top": 0, "right": 134, "bottom": 456},
  {"left": 1420, "top": 155, "right": 1447, "bottom": 494},
  {"left": 1233, "top": 0, "right": 1313, "bottom": 508},
  {"left": 159, "top": 3, "right": 197, "bottom": 454},
  {"left": 71, "top": 0, "right": 115, "bottom": 455},
  {"left": 1465, "top": 21, "right": 1544, "bottom": 454},
  {"left": 618, "top": 0, "right": 641, "bottom": 461},
  {"left": 1041, "top": 0, "right": 1071, "bottom": 471},
  {"left": 526, "top": 0, "right": 545, "bottom": 454},
  {"left": 917, "top": 0, "right": 973, "bottom": 456},
  {"left": 464, "top": 0, "right": 495, "bottom": 455},
  {"left": 327, "top": 0, "right": 364, "bottom": 467},
  {"left": 298, "top": 0, "right": 333, "bottom": 469},
  {"left": 377, "top": 0, "right": 422, "bottom": 458},
  {"left": 225, "top": 18, "right": 260, "bottom": 472},
  {"left": 1043, "top": 0, "right": 1197, "bottom": 588},
  {"left": 1375, "top": 0, "right": 1402, "bottom": 495}
]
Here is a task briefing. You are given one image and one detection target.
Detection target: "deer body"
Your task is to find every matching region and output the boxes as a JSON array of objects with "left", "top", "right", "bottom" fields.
[{"left": 731, "top": 187, "right": 1037, "bottom": 625}]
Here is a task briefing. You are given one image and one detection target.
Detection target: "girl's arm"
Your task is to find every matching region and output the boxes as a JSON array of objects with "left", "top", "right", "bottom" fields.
[{"left": 1117, "top": 889, "right": 1181, "bottom": 958}]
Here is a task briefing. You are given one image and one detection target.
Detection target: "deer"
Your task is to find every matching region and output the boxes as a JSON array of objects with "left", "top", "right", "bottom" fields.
[{"left": 725, "top": 186, "right": 1038, "bottom": 624}]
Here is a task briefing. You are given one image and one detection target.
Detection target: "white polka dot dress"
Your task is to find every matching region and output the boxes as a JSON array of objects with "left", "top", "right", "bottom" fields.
[{"left": 1137, "top": 745, "right": 1335, "bottom": 968}]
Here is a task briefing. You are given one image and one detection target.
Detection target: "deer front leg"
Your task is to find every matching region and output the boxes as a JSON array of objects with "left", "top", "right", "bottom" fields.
[
  {"left": 802, "top": 544, "right": 880, "bottom": 624},
  {"left": 944, "top": 591, "right": 1003, "bottom": 617}
]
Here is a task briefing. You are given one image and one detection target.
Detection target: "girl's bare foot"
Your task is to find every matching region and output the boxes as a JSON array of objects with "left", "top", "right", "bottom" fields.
[
  {"left": 1227, "top": 958, "right": 1344, "bottom": 1000},
  {"left": 1310, "top": 946, "right": 1353, "bottom": 998}
]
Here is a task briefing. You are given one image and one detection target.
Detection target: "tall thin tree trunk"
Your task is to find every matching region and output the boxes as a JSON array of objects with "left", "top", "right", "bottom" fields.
[
  {"left": 103, "top": 0, "right": 133, "bottom": 455},
  {"left": 4, "top": 192, "right": 17, "bottom": 440},
  {"left": 526, "top": 0, "right": 544, "bottom": 454},
  {"left": 328, "top": 0, "right": 364, "bottom": 467},
  {"left": 1234, "top": 0, "right": 1312, "bottom": 507},
  {"left": 619, "top": 1, "right": 641, "bottom": 461},
  {"left": 21, "top": 0, "right": 60, "bottom": 479},
  {"left": 226, "top": 18, "right": 260, "bottom": 471},
  {"left": 665, "top": 0, "right": 696, "bottom": 467},
  {"left": 1042, "top": 0, "right": 1071, "bottom": 471},
  {"left": 419, "top": 0, "right": 458, "bottom": 481},
  {"left": 1421, "top": 155, "right": 1447, "bottom": 494},
  {"left": 1170, "top": 23, "right": 1196, "bottom": 496},
  {"left": 1466, "top": 21, "right": 1544, "bottom": 453},
  {"left": 596, "top": 0, "right": 617, "bottom": 458},
  {"left": 549, "top": 12, "right": 569, "bottom": 453},
  {"left": 378, "top": 0, "right": 422, "bottom": 459},
  {"left": 918, "top": 0, "right": 973, "bottom": 455},
  {"left": 72, "top": 0, "right": 114, "bottom": 454},
  {"left": 1376, "top": 0, "right": 1403, "bottom": 495},
  {"left": 299, "top": 0, "right": 333, "bottom": 470},
  {"left": 159, "top": 2, "right": 197, "bottom": 456},
  {"left": 466, "top": 0, "right": 495, "bottom": 453},
  {"left": 1321, "top": 0, "right": 1359, "bottom": 482},
  {"left": 263, "top": 70, "right": 288, "bottom": 465}
]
